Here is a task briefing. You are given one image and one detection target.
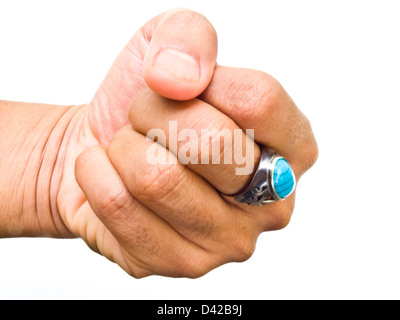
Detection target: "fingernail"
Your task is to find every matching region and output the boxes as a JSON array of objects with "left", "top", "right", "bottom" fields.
[{"left": 152, "top": 48, "right": 200, "bottom": 81}]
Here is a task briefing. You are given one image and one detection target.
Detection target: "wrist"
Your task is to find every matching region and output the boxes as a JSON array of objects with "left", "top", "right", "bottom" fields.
[{"left": 0, "top": 101, "right": 85, "bottom": 238}]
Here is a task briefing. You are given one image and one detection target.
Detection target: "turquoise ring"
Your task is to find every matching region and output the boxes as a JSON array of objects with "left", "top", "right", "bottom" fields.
[{"left": 233, "top": 146, "right": 296, "bottom": 206}]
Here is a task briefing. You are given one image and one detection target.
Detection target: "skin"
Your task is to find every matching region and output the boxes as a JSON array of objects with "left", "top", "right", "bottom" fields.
[{"left": 0, "top": 9, "right": 318, "bottom": 278}]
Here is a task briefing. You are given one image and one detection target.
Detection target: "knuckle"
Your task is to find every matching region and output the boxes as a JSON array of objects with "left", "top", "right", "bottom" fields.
[
  {"left": 229, "top": 72, "right": 281, "bottom": 126},
  {"left": 98, "top": 187, "right": 132, "bottom": 222},
  {"left": 304, "top": 126, "right": 319, "bottom": 171},
  {"left": 185, "top": 216, "right": 216, "bottom": 243},
  {"left": 131, "top": 273, "right": 147, "bottom": 279},
  {"left": 75, "top": 151, "right": 88, "bottom": 174},
  {"left": 303, "top": 143, "right": 319, "bottom": 173},
  {"left": 272, "top": 213, "right": 292, "bottom": 231},
  {"left": 231, "top": 236, "right": 256, "bottom": 262},
  {"left": 268, "top": 203, "right": 294, "bottom": 231},
  {"left": 290, "top": 116, "right": 319, "bottom": 174},
  {"left": 138, "top": 163, "right": 185, "bottom": 201},
  {"left": 75, "top": 146, "right": 103, "bottom": 173},
  {"left": 172, "top": 9, "right": 214, "bottom": 34},
  {"left": 127, "top": 268, "right": 152, "bottom": 279},
  {"left": 176, "top": 253, "right": 213, "bottom": 279},
  {"left": 223, "top": 221, "right": 257, "bottom": 263}
]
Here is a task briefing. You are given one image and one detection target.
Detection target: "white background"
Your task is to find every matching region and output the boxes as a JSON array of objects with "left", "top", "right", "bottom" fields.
[{"left": 1, "top": 0, "right": 400, "bottom": 299}]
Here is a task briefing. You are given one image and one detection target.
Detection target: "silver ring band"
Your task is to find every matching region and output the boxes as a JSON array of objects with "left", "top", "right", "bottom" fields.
[{"left": 232, "top": 146, "right": 296, "bottom": 206}]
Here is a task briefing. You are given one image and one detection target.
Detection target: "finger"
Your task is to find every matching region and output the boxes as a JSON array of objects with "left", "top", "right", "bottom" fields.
[
  {"left": 128, "top": 89, "right": 297, "bottom": 231},
  {"left": 89, "top": 9, "right": 218, "bottom": 145},
  {"left": 200, "top": 66, "right": 319, "bottom": 176},
  {"left": 129, "top": 87, "right": 260, "bottom": 195},
  {"left": 142, "top": 9, "right": 218, "bottom": 100},
  {"left": 198, "top": 66, "right": 318, "bottom": 228},
  {"left": 108, "top": 126, "right": 260, "bottom": 262},
  {"left": 74, "top": 145, "right": 208, "bottom": 277}
]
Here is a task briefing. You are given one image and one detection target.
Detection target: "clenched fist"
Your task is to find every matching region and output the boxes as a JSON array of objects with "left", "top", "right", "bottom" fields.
[{"left": 0, "top": 9, "right": 318, "bottom": 278}]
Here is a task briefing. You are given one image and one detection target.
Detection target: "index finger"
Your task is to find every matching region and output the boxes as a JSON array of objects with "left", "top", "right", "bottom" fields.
[{"left": 200, "top": 66, "right": 318, "bottom": 176}]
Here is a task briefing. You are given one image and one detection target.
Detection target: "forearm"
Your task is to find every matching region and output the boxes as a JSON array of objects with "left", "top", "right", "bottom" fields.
[{"left": 0, "top": 100, "right": 81, "bottom": 238}]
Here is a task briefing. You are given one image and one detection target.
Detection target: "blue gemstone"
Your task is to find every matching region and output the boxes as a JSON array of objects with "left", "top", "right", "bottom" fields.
[{"left": 273, "top": 159, "right": 295, "bottom": 199}]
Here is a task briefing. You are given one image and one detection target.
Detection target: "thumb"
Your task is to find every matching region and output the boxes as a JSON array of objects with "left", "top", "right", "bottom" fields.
[
  {"left": 142, "top": 9, "right": 218, "bottom": 100},
  {"left": 89, "top": 9, "right": 218, "bottom": 145}
]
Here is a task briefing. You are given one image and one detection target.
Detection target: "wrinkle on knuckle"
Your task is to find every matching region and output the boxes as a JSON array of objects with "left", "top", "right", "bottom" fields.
[
  {"left": 130, "top": 270, "right": 151, "bottom": 279},
  {"left": 194, "top": 219, "right": 215, "bottom": 241},
  {"left": 164, "top": 10, "right": 217, "bottom": 52},
  {"left": 231, "top": 236, "right": 256, "bottom": 263},
  {"left": 76, "top": 146, "right": 105, "bottom": 174},
  {"left": 138, "top": 163, "right": 185, "bottom": 201},
  {"left": 176, "top": 253, "right": 212, "bottom": 279},
  {"left": 185, "top": 211, "right": 216, "bottom": 242},
  {"left": 273, "top": 212, "right": 292, "bottom": 231},
  {"left": 125, "top": 262, "right": 153, "bottom": 279},
  {"left": 171, "top": 10, "right": 210, "bottom": 32},
  {"left": 289, "top": 116, "right": 319, "bottom": 174},
  {"left": 171, "top": 189, "right": 218, "bottom": 241},
  {"left": 268, "top": 204, "right": 294, "bottom": 231},
  {"left": 98, "top": 187, "right": 132, "bottom": 223},
  {"left": 228, "top": 73, "right": 281, "bottom": 127},
  {"left": 221, "top": 220, "right": 257, "bottom": 263}
]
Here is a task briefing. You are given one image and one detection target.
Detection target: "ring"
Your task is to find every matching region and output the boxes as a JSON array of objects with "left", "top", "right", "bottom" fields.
[{"left": 232, "top": 145, "right": 296, "bottom": 206}]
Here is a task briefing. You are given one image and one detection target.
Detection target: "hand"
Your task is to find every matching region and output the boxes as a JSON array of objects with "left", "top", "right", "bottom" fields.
[
  {"left": 59, "top": 9, "right": 318, "bottom": 278},
  {"left": 55, "top": 9, "right": 219, "bottom": 237},
  {"left": 88, "top": 9, "right": 218, "bottom": 146}
]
